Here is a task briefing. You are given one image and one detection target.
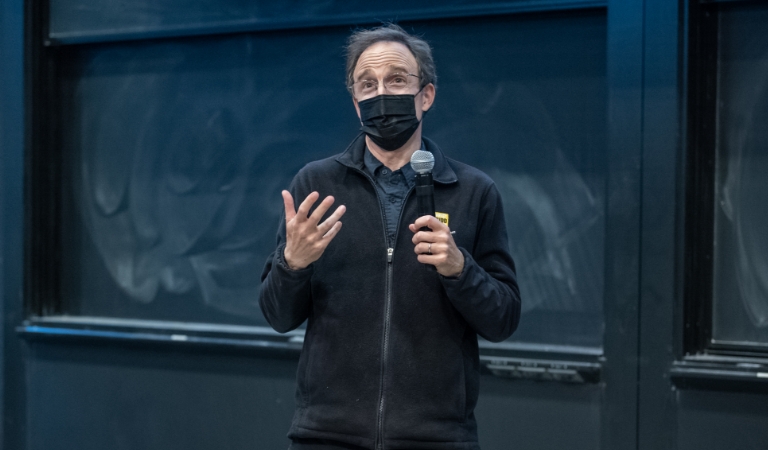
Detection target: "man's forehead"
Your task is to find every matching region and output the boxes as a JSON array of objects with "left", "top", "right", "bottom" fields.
[{"left": 354, "top": 41, "right": 418, "bottom": 76}]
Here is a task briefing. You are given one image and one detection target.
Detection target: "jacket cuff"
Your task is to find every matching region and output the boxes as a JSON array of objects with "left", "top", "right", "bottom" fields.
[
  {"left": 439, "top": 247, "right": 472, "bottom": 284},
  {"left": 275, "top": 244, "right": 314, "bottom": 278}
]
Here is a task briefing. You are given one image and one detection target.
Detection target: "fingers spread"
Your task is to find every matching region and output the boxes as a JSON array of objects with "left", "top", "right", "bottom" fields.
[
  {"left": 296, "top": 191, "right": 320, "bottom": 220},
  {"left": 282, "top": 190, "right": 296, "bottom": 222},
  {"left": 318, "top": 204, "right": 347, "bottom": 235},
  {"left": 282, "top": 192, "right": 346, "bottom": 270},
  {"left": 322, "top": 221, "right": 343, "bottom": 239},
  {"left": 309, "top": 195, "right": 336, "bottom": 224}
]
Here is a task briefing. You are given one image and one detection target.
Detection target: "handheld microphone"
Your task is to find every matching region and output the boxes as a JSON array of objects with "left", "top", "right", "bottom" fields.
[{"left": 410, "top": 150, "right": 435, "bottom": 232}]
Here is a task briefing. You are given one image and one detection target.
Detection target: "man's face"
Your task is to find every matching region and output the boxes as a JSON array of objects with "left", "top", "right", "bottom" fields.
[{"left": 352, "top": 41, "right": 435, "bottom": 120}]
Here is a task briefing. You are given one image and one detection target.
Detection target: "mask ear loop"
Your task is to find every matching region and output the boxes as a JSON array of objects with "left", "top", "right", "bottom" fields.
[{"left": 415, "top": 83, "right": 430, "bottom": 119}]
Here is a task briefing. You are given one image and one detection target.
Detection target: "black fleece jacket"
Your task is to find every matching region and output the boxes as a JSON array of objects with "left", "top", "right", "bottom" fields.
[{"left": 259, "top": 134, "right": 521, "bottom": 450}]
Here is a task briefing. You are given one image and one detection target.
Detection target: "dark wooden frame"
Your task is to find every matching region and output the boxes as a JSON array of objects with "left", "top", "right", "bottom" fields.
[
  {"left": 21, "top": 0, "right": 610, "bottom": 386},
  {"left": 683, "top": 0, "right": 719, "bottom": 357},
  {"left": 684, "top": 0, "right": 768, "bottom": 358},
  {"left": 26, "top": 0, "right": 63, "bottom": 318},
  {"left": 672, "top": 0, "right": 768, "bottom": 393}
]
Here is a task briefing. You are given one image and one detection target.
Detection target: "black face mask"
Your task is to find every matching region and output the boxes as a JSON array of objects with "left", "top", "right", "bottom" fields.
[{"left": 358, "top": 94, "right": 422, "bottom": 151}]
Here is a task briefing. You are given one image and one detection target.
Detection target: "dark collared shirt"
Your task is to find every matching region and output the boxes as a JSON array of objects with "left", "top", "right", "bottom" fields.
[{"left": 363, "top": 148, "right": 417, "bottom": 245}]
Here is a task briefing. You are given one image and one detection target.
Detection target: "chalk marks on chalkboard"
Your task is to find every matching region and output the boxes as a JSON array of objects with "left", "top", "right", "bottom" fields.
[
  {"left": 718, "top": 52, "right": 768, "bottom": 329},
  {"left": 490, "top": 157, "right": 602, "bottom": 315},
  {"left": 68, "top": 35, "right": 352, "bottom": 319},
  {"left": 432, "top": 79, "right": 605, "bottom": 318},
  {"left": 78, "top": 78, "right": 268, "bottom": 317}
]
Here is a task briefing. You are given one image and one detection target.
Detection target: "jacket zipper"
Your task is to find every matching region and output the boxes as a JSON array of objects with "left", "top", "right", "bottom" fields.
[
  {"left": 376, "top": 246, "right": 394, "bottom": 450},
  {"left": 375, "top": 188, "right": 414, "bottom": 450},
  {"left": 353, "top": 166, "right": 414, "bottom": 450}
]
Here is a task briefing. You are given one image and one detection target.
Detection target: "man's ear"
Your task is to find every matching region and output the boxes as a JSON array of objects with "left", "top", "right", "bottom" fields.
[{"left": 420, "top": 83, "right": 436, "bottom": 112}]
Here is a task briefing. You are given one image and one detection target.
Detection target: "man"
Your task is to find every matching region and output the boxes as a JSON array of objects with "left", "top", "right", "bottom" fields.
[{"left": 260, "top": 24, "right": 521, "bottom": 450}]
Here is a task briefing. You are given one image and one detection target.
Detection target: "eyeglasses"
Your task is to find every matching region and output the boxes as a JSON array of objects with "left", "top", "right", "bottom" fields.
[{"left": 351, "top": 73, "right": 421, "bottom": 99}]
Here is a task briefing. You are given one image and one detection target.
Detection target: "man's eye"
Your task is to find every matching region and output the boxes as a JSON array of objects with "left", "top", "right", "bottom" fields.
[{"left": 361, "top": 81, "right": 376, "bottom": 89}]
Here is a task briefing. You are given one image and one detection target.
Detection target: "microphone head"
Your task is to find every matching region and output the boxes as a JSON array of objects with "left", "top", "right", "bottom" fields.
[{"left": 410, "top": 150, "right": 435, "bottom": 174}]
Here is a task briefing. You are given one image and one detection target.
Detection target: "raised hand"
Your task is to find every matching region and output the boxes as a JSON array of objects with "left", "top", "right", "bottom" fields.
[
  {"left": 282, "top": 190, "right": 346, "bottom": 270},
  {"left": 409, "top": 215, "right": 464, "bottom": 278}
]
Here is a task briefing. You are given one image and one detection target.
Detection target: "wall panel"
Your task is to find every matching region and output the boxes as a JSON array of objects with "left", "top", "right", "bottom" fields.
[{"left": 27, "top": 345, "right": 298, "bottom": 450}]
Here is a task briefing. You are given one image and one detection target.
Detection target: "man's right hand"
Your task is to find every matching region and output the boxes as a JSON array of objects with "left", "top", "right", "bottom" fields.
[{"left": 282, "top": 190, "right": 346, "bottom": 270}]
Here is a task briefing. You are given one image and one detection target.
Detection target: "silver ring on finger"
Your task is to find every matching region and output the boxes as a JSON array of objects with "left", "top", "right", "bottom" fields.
[{"left": 428, "top": 243, "right": 432, "bottom": 255}]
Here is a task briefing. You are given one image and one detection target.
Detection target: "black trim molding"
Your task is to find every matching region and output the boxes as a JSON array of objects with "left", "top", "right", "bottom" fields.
[
  {"left": 670, "top": 354, "right": 768, "bottom": 393},
  {"left": 18, "top": 316, "right": 603, "bottom": 384}
]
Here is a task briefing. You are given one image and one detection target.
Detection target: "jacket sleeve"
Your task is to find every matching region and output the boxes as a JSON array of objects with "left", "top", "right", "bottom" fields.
[
  {"left": 259, "top": 241, "right": 314, "bottom": 333},
  {"left": 258, "top": 175, "right": 314, "bottom": 333},
  {"left": 439, "top": 182, "right": 521, "bottom": 342}
]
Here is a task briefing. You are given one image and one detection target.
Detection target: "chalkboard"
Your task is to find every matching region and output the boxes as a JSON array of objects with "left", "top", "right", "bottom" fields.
[
  {"left": 424, "top": 13, "right": 606, "bottom": 347},
  {"left": 712, "top": 5, "right": 768, "bottom": 346},
  {"left": 58, "top": 28, "right": 359, "bottom": 326},
  {"left": 58, "top": 11, "right": 607, "bottom": 347}
]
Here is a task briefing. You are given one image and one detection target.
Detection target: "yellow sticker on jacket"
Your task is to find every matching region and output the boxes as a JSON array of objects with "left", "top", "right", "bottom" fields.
[{"left": 435, "top": 212, "right": 449, "bottom": 226}]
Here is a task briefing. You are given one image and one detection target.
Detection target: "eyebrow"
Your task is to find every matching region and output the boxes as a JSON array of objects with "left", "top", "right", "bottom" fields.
[{"left": 355, "top": 65, "right": 412, "bottom": 81}]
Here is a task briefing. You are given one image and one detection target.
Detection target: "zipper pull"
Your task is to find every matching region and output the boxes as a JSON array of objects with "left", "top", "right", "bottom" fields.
[{"left": 387, "top": 248, "right": 393, "bottom": 263}]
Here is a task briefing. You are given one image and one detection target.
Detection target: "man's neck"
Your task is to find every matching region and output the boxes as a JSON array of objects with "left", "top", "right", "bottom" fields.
[{"left": 365, "top": 128, "right": 423, "bottom": 171}]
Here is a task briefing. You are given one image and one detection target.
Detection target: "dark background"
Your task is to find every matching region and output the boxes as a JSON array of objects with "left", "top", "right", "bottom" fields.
[{"left": 1, "top": 0, "right": 768, "bottom": 449}]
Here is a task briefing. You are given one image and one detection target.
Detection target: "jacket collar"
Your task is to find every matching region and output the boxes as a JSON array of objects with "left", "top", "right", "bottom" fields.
[{"left": 335, "top": 133, "right": 458, "bottom": 184}]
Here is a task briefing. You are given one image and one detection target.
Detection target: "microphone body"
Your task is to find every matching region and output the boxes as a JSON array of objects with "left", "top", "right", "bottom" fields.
[
  {"left": 415, "top": 172, "right": 435, "bottom": 231},
  {"left": 410, "top": 150, "right": 436, "bottom": 232}
]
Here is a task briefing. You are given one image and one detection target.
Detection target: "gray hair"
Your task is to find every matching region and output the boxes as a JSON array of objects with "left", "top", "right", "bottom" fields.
[{"left": 345, "top": 23, "right": 437, "bottom": 95}]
